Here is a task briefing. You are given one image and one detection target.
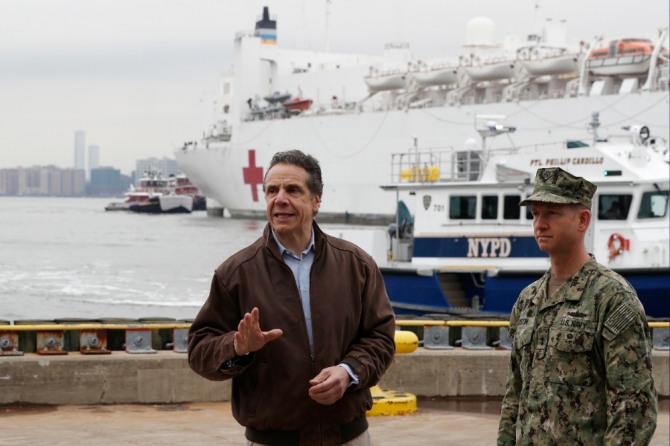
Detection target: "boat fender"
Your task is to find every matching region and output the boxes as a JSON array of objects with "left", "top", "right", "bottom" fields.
[
  {"left": 607, "top": 232, "right": 629, "bottom": 261},
  {"left": 394, "top": 330, "right": 419, "bottom": 354}
]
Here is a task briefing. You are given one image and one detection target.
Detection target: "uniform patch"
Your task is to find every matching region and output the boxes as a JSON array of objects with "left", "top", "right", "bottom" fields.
[{"left": 604, "top": 304, "right": 636, "bottom": 340}]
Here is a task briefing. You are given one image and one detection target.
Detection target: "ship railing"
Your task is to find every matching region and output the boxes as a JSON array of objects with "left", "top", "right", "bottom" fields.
[
  {"left": 394, "top": 319, "right": 669, "bottom": 351},
  {"left": 2, "top": 319, "right": 666, "bottom": 355},
  {"left": 390, "top": 149, "right": 484, "bottom": 184}
]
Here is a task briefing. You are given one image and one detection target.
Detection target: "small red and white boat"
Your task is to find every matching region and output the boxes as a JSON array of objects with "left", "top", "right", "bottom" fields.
[
  {"left": 282, "top": 97, "right": 313, "bottom": 112},
  {"left": 105, "top": 171, "right": 205, "bottom": 213}
]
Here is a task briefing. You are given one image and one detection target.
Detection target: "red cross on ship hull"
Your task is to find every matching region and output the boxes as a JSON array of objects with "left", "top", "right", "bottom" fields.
[{"left": 243, "top": 149, "right": 264, "bottom": 202}]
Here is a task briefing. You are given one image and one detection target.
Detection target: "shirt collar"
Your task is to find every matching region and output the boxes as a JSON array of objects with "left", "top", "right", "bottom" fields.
[
  {"left": 271, "top": 228, "right": 315, "bottom": 257},
  {"left": 536, "top": 258, "right": 599, "bottom": 309}
]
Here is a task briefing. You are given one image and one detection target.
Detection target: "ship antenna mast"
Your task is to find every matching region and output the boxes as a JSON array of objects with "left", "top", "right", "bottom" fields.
[
  {"left": 325, "top": 0, "right": 331, "bottom": 53},
  {"left": 533, "top": 0, "right": 540, "bottom": 37},
  {"left": 588, "top": 112, "right": 600, "bottom": 147}
]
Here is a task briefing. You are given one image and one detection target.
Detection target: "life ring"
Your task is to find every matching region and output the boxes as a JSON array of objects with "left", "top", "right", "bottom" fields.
[{"left": 607, "top": 232, "right": 629, "bottom": 260}]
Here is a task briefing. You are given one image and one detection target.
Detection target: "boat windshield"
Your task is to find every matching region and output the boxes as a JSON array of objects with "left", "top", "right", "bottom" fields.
[
  {"left": 637, "top": 191, "right": 669, "bottom": 219},
  {"left": 598, "top": 194, "right": 633, "bottom": 220}
]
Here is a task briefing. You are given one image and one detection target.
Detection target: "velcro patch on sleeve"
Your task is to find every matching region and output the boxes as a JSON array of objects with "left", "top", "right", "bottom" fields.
[{"left": 603, "top": 303, "right": 636, "bottom": 341}]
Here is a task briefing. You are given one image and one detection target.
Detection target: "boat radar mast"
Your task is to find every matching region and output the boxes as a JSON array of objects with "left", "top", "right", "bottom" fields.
[{"left": 475, "top": 114, "right": 517, "bottom": 149}]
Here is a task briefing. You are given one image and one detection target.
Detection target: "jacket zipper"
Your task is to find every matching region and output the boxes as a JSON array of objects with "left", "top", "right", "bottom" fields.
[{"left": 308, "top": 252, "right": 324, "bottom": 444}]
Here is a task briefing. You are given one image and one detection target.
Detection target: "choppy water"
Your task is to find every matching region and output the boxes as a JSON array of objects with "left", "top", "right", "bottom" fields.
[{"left": 0, "top": 197, "right": 266, "bottom": 322}]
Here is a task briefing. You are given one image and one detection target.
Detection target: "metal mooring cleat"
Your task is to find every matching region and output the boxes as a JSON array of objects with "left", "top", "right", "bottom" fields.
[
  {"left": 125, "top": 328, "right": 156, "bottom": 354},
  {"left": 423, "top": 326, "right": 453, "bottom": 350},
  {"left": 36, "top": 331, "right": 67, "bottom": 355},
  {"left": 172, "top": 328, "right": 188, "bottom": 353},
  {"left": 457, "top": 327, "right": 492, "bottom": 350},
  {"left": 0, "top": 332, "right": 23, "bottom": 356},
  {"left": 80, "top": 329, "right": 111, "bottom": 354}
]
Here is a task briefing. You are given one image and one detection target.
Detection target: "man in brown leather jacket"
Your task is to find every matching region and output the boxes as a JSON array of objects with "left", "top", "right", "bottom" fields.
[{"left": 188, "top": 150, "right": 396, "bottom": 445}]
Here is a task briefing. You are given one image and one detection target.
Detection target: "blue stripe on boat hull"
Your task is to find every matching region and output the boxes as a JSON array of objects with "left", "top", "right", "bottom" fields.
[
  {"left": 382, "top": 269, "right": 669, "bottom": 318},
  {"left": 413, "top": 236, "right": 547, "bottom": 258}
]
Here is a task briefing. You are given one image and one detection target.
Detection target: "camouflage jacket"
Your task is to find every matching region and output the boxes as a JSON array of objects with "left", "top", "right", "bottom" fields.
[{"left": 498, "top": 259, "right": 657, "bottom": 445}]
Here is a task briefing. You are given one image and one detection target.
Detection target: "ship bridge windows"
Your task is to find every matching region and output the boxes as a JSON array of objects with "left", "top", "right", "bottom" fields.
[
  {"left": 450, "top": 195, "right": 476, "bottom": 220},
  {"left": 503, "top": 195, "right": 522, "bottom": 220},
  {"left": 525, "top": 206, "right": 533, "bottom": 220},
  {"left": 637, "top": 190, "right": 669, "bottom": 219},
  {"left": 453, "top": 193, "right": 525, "bottom": 221},
  {"left": 481, "top": 195, "right": 498, "bottom": 220},
  {"left": 598, "top": 194, "right": 633, "bottom": 220},
  {"left": 566, "top": 140, "right": 589, "bottom": 149}
]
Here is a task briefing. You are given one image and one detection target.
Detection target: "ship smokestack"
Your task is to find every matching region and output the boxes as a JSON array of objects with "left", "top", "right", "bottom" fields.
[{"left": 254, "top": 6, "right": 277, "bottom": 45}]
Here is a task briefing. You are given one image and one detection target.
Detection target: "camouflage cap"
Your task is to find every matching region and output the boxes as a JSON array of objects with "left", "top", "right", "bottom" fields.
[{"left": 519, "top": 167, "right": 597, "bottom": 208}]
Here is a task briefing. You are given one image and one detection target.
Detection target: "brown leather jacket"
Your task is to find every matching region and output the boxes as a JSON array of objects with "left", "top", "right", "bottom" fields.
[{"left": 188, "top": 222, "right": 395, "bottom": 445}]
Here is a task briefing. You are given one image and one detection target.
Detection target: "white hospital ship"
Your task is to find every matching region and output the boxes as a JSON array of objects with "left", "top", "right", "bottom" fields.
[{"left": 175, "top": 6, "right": 669, "bottom": 225}]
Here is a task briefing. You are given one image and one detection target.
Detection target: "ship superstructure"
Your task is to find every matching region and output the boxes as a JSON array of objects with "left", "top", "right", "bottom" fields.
[{"left": 176, "top": 6, "right": 669, "bottom": 225}]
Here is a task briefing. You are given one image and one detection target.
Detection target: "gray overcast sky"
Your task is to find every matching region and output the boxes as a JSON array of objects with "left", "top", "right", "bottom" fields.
[{"left": 1, "top": 0, "right": 668, "bottom": 174}]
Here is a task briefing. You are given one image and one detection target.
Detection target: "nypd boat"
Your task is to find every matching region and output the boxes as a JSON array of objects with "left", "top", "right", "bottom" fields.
[{"left": 332, "top": 115, "right": 669, "bottom": 318}]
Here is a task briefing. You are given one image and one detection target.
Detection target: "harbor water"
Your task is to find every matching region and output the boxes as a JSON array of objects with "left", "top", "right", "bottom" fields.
[{"left": 0, "top": 196, "right": 266, "bottom": 322}]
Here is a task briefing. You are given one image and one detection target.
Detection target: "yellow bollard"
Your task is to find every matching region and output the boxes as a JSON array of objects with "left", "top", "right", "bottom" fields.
[{"left": 366, "top": 330, "right": 419, "bottom": 416}]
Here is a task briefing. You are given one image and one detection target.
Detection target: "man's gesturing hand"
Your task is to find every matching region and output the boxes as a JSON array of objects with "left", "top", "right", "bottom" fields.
[{"left": 233, "top": 307, "right": 283, "bottom": 356}]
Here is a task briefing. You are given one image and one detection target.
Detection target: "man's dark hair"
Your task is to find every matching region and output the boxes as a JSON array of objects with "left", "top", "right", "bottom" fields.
[{"left": 263, "top": 150, "right": 324, "bottom": 197}]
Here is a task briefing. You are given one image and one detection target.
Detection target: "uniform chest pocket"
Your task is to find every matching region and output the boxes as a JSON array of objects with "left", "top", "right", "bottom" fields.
[
  {"left": 512, "top": 324, "right": 535, "bottom": 372},
  {"left": 549, "top": 326, "right": 595, "bottom": 353},
  {"left": 547, "top": 325, "right": 596, "bottom": 386},
  {"left": 513, "top": 324, "right": 534, "bottom": 349}
]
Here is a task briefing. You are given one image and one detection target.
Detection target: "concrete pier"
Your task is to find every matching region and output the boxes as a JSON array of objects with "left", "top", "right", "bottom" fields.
[
  {"left": 1, "top": 400, "right": 665, "bottom": 446},
  {"left": 0, "top": 348, "right": 667, "bottom": 405}
]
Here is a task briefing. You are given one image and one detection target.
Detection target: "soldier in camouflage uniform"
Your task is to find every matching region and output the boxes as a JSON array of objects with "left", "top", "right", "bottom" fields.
[{"left": 497, "top": 167, "right": 657, "bottom": 445}]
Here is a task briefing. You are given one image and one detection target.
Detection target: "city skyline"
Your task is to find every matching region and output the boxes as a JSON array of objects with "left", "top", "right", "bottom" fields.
[{"left": 2, "top": 0, "right": 668, "bottom": 174}]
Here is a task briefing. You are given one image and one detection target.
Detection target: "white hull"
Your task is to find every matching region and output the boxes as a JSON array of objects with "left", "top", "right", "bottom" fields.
[
  {"left": 465, "top": 61, "right": 515, "bottom": 82},
  {"left": 587, "top": 55, "right": 652, "bottom": 75},
  {"left": 159, "top": 195, "right": 193, "bottom": 212},
  {"left": 363, "top": 74, "right": 407, "bottom": 92},
  {"left": 523, "top": 54, "right": 579, "bottom": 76},
  {"left": 411, "top": 68, "right": 459, "bottom": 86},
  {"left": 176, "top": 91, "right": 669, "bottom": 223}
]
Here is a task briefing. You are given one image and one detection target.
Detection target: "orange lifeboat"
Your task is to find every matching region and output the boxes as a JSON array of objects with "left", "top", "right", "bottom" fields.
[{"left": 586, "top": 38, "right": 665, "bottom": 75}]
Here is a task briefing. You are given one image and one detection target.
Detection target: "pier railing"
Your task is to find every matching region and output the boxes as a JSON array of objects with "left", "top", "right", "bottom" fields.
[{"left": 1, "top": 320, "right": 668, "bottom": 355}]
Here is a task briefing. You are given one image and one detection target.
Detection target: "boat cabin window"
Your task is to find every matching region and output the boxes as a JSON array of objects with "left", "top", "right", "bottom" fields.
[
  {"left": 637, "top": 191, "right": 669, "bottom": 219},
  {"left": 503, "top": 195, "right": 521, "bottom": 220},
  {"left": 449, "top": 195, "right": 476, "bottom": 220},
  {"left": 598, "top": 194, "right": 632, "bottom": 220},
  {"left": 481, "top": 195, "right": 498, "bottom": 220},
  {"left": 566, "top": 140, "right": 589, "bottom": 149}
]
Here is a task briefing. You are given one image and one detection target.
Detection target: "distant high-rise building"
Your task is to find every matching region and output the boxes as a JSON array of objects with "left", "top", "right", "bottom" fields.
[
  {"left": 61, "top": 168, "right": 86, "bottom": 196},
  {"left": 0, "top": 166, "right": 87, "bottom": 196},
  {"left": 89, "top": 166, "right": 129, "bottom": 196},
  {"left": 74, "top": 130, "right": 86, "bottom": 170},
  {"left": 87, "top": 144, "right": 100, "bottom": 181}
]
